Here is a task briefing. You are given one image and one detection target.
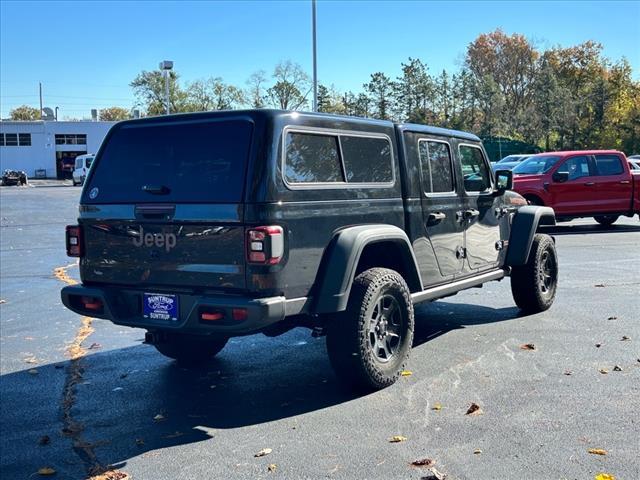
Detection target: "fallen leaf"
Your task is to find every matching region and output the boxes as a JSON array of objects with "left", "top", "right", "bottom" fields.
[
  {"left": 37, "top": 467, "right": 56, "bottom": 476},
  {"left": 389, "top": 435, "right": 407, "bottom": 443},
  {"left": 520, "top": 343, "right": 536, "bottom": 350},
  {"left": 28, "top": 369, "right": 39, "bottom": 375},
  {"left": 38, "top": 435, "right": 50, "bottom": 446},
  {"left": 564, "top": 370, "right": 573, "bottom": 376},
  {"left": 135, "top": 438, "right": 144, "bottom": 446},
  {"left": 594, "top": 284, "right": 606, "bottom": 288},
  {"left": 25, "top": 356, "right": 39, "bottom": 364},
  {"left": 424, "top": 466, "right": 447, "bottom": 480},
  {"left": 621, "top": 336, "right": 630, "bottom": 341},
  {"left": 599, "top": 368, "right": 608, "bottom": 374},
  {"left": 613, "top": 365, "right": 622, "bottom": 372},
  {"left": 267, "top": 464, "right": 277, "bottom": 472},
  {"left": 88, "top": 343, "right": 102, "bottom": 350},
  {"left": 595, "top": 343, "right": 602, "bottom": 348},
  {"left": 607, "top": 316, "right": 617, "bottom": 320},
  {"left": 595, "top": 473, "right": 616, "bottom": 480},
  {"left": 400, "top": 370, "right": 413, "bottom": 376},
  {"left": 153, "top": 414, "right": 165, "bottom": 422},
  {"left": 473, "top": 448, "right": 482, "bottom": 454},
  {"left": 411, "top": 458, "right": 435, "bottom": 467},
  {"left": 119, "top": 373, "right": 128, "bottom": 379},
  {"left": 588, "top": 448, "right": 608, "bottom": 456},
  {"left": 431, "top": 402, "right": 442, "bottom": 411},
  {"left": 466, "top": 403, "right": 483, "bottom": 415},
  {"left": 255, "top": 448, "right": 272, "bottom": 457}
]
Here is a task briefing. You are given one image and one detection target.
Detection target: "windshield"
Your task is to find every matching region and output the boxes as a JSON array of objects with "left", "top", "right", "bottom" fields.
[
  {"left": 83, "top": 119, "right": 253, "bottom": 204},
  {"left": 513, "top": 155, "right": 560, "bottom": 175}
]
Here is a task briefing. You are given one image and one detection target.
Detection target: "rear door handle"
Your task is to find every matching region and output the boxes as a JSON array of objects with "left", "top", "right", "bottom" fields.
[
  {"left": 427, "top": 212, "right": 446, "bottom": 225},
  {"left": 583, "top": 182, "right": 595, "bottom": 186},
  {"left": 619, "top": 180, "right": 630, "bottom": 184}
]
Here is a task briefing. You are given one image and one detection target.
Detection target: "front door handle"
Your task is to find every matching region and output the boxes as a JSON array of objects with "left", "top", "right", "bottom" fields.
[
  {"left": 427, "top": 212, "right": 446, "bottom": 225},
  {"left": 583, "top": 182, "right": 595, "bottom": 186},
  {"left": 464, "top": 209, "right": 480, "bottom": 219},
  {"left": 619, "top": 180, "right": 630, "bottom": 184}
]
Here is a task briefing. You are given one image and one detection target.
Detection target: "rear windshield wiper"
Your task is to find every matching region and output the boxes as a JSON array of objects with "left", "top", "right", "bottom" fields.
[{"left": 142, "top": 185, "right": 171, "bottom": 195}]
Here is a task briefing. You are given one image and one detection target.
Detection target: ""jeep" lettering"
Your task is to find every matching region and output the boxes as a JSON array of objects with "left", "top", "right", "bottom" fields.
[{"left": 132, "top": 228, "right": 177, "bottom": 252}]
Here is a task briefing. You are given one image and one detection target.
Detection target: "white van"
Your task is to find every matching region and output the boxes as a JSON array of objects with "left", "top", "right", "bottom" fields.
[{"left": 72, "top": 154, "right": 95, "bottom": 186}]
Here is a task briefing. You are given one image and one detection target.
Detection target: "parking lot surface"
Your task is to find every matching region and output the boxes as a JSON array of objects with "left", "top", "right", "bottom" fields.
[{"left": 1, "top": 186, "right": 638, "bottom": 480}]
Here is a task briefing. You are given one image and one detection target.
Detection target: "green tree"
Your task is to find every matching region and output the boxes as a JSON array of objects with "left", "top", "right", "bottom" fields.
[
  {"left": 364, "top": 72, "right": 394, "bottom": 120},
  {"left": 186, "top": 78, "right": 245, "bottom": 112},
  {"left": 246, "top": 70, "right": 267, "bottom": 108},
  {"left": 130, "top": 70, "right": 189, "bottom": 115},
  {"left": 266, "top": 61, "right": 310, "bottom": 110},
  {"left": 393, "top": 58, "right": 434, "bottom": 123},
  {"left": 9, "top": 105, "right": 40, "bottom": 120},
  {"left": 98, "top": 106, "right": 130, "bottom": 121}
]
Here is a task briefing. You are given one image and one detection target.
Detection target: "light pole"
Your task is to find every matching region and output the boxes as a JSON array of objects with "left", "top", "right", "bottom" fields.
[
  {"left": 311, "top": 0, "right": 317, "bottom": 112},
  {"left": 54, "top": 106, "right": 59, "bottom": 121},
  {"left": 159, "top": 60, "right": 174, "bottom": 115}
]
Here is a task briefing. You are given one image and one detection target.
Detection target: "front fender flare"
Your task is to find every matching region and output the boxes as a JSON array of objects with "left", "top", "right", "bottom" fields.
[
  {"left": 313, "top": 225, "right": 422, "bottom": 314},
  {"left": 505, "top": 206, "right": 556, "bottom": 266}
]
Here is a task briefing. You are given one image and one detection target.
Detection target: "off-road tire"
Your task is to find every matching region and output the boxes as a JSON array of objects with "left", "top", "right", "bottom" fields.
[
  {"left": 326, "top": 268, "right": 414, "bottom": 391},
  {"left": 153, "top": 333, "right": 228, "bottom": 367},
  {"left": 510, "top": 234, "right": 558, "bottom": 313},
  {"left": 594, "top": 215, "right": 619, "bottom": 227}
]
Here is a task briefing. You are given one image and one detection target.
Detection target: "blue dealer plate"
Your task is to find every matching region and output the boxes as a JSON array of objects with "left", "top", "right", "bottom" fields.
[{"left": 143, "top": 293, "right": 179, "bottom": 321}]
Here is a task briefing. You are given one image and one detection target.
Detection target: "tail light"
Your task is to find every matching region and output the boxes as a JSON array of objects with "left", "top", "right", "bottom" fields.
[
  {"left": 246, "top": 226, "right": 284, "bottom": 265},
  {"left": 66, "top": 225, "right": 84, "bottom": 257}
]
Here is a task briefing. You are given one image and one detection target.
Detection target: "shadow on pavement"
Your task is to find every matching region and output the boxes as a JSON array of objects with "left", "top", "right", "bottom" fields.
[{"left": 0, "top": 300, "right": 523, "bottom": 477}]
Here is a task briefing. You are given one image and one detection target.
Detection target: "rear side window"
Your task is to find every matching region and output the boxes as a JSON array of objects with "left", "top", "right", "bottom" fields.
[
  {"left": 84, "top": 119, "right": 253, "bottom": 204},
  {"left": 594, "top": 154, "right": 623, "bottom": 175},
  {"left": 284, "top": 132, "right": 342, "bottom": 183},
  {"left": 341, "top": 135, "right": 392, "bottom": 183},
  {"left": 418, "top": 140, "right": 454, "bottom": 193},
  {"left": 459, "top": 144, "right": 491, "bottom": 192},
  {"left": 284, "top": 130, "right": 393, "bottom": 186}
]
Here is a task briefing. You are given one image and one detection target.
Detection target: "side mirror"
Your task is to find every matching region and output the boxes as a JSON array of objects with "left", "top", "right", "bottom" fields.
[
  {"left": 552, "top": 171, "right": 570, "bottom": 183},
  {"left": 494, "top": 169, "right": 513, "bottom": 193}
]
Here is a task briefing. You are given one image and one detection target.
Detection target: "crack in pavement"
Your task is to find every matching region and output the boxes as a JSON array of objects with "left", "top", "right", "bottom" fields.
[{"left": 54, "top": 264, "right": 128, "bottom": 480}]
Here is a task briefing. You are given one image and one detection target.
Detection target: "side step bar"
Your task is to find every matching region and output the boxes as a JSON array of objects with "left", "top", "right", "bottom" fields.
[{"left": 411, "top": 269, "right": 506, "bottom": 304}]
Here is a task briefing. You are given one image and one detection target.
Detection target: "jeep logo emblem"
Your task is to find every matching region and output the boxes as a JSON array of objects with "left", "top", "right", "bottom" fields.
[{"left": 132, "top": 227, "right": 177, "bottom": 252}]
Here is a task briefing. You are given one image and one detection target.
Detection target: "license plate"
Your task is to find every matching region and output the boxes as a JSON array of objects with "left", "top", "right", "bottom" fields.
[{"left": 143, "top": 293, "right": 179, "bottom": 321}]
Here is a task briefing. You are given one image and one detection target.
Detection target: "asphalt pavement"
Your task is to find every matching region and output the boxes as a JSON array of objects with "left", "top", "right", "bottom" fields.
[{"left": 1, "top": 186, "right": 638, "bottom": 480}]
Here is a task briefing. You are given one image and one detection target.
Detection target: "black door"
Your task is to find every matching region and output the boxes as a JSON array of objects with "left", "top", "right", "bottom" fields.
[
  {"left": 457, "top": 143, "right": 501, "bottom": 274},
  {"left": 416, "top": 137, "right": 466, "bottom": 286}
]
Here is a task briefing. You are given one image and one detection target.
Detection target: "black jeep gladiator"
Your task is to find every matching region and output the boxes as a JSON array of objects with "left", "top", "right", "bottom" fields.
[{"left": 61, "top": 110, "right": 558, "bottom": 390}]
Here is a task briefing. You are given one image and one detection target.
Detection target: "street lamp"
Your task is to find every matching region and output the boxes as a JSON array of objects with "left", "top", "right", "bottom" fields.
[{"left": 159, "top": 60, "right": 173, "bottom": 115}]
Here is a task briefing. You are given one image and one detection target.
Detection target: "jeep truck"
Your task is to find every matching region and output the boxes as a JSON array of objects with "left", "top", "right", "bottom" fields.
[{"left": 61, "top": 110, "right": 558, "bottom": 390}]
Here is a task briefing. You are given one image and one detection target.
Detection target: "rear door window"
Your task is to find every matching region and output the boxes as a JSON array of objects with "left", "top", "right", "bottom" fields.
[
  {"left": 418, "top": 140, "right": 455, "bottom": 193},
  {"left": 84, "top": 119, "right": 253, "bottom": 204},
  {"left": 459, "top": 144, "right": 491, "bottom": 192},
  {"left": 594, "top": 154, "right": 623, "bottom": 176}
]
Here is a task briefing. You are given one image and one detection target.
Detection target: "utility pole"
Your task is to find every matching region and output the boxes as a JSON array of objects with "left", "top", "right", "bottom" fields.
[
  {"left": 39, "top": 82, "right": 43, "bottom": 119},
  {"left": 159, "top": 61, "right": 174, "bottom": 115},
  {"left": 311, "top": 0, "right": 318, "bottom": 112}
]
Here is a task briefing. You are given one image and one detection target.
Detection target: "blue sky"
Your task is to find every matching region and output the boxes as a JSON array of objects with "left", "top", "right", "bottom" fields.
[{"left": 1, "top": 0, "right": 639, "bottom": 119}]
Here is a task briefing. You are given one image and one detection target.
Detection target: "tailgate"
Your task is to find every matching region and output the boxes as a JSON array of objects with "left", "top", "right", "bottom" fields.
[{"left": 81, "top": 211, "right": 246, "bottom": 290}]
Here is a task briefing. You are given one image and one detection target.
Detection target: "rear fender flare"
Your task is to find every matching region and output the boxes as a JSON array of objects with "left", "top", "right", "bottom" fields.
[
  {"left": 505, "top": 206, "right": 556, "bottom": 266},
  {"left": 313, "top": 224, "right": 422, "bottom": 314}
]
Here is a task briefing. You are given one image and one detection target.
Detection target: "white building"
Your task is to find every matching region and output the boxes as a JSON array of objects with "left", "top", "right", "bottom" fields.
[{"left": 0, "top": 120, "right": 116, "bottom": 178}]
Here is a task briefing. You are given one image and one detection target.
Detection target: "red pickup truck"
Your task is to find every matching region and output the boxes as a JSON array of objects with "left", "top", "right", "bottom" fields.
[{"left": 508, "top": 150, "right": 640, "bottom": 226}]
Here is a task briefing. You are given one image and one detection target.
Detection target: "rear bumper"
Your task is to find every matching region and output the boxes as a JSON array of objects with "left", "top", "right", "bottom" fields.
[{"left": 61, "top": 285, "right": 309, "bottom": 336}]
